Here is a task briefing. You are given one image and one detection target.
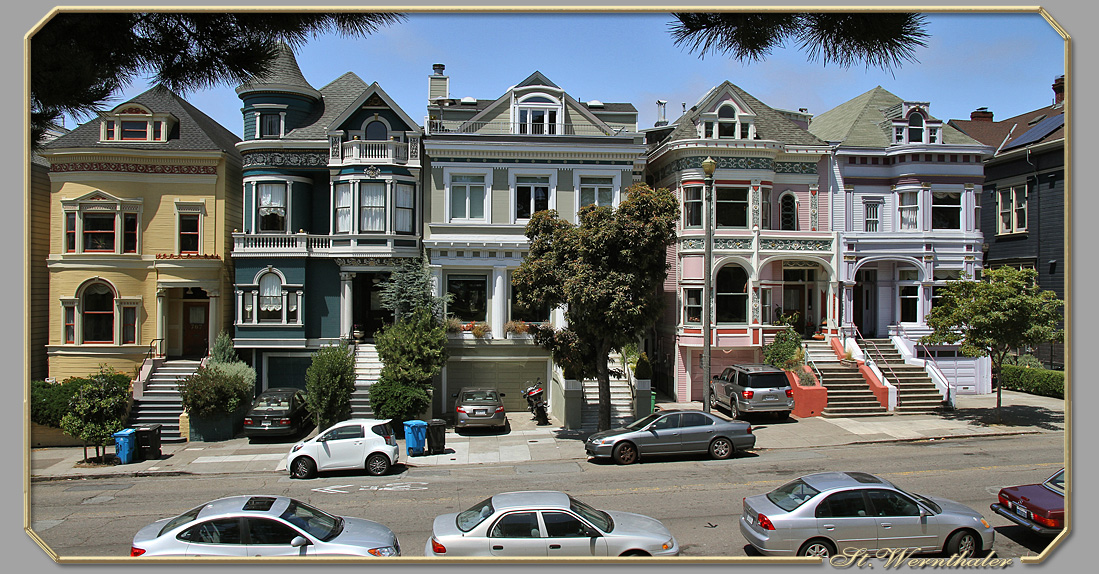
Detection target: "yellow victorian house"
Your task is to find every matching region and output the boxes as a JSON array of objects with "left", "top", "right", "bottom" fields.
[{"left": 40, "top": 86, "right": 241, "bottom": 384}]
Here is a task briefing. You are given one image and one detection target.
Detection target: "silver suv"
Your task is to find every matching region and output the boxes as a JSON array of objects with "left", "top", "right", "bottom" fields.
[{"left": 710, "top": 363, "right": 794, "bottom": 419}]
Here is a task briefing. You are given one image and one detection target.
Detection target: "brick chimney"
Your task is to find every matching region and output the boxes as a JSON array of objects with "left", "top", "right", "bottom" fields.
[
  {"left": 970, "top": 107, "right": 994, "bottom": 122},
  {"left": 1052, "top": 75, "right": 1065, "bottom": 104},
  {"left": 429, "top": 63, "right": 449, "bottom": 103}
]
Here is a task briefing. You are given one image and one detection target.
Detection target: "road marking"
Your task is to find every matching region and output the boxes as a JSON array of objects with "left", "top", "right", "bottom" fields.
[
  {"left": 312, "top": 485, "right": 356, "bottom": 494},
  {"left": 311, "top": 482, "right": 429, "bottom": 494}
]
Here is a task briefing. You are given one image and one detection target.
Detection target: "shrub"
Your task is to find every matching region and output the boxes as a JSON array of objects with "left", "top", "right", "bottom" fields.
[
  {"left": 505, "top": 320, "right": 530, "bottom": 335},
  {"left": 797, "top": 367, "right": 817, "bottom": 386},
  {"left": 1006, "top": 353, "right": 1043, "bottom": 369},
  {"left": 372, "top": 307, "right": 448, "bottom": 424},
  {"left": 178, "top": 363, "right": 254, "bottom": 419},
  {"left": 634, "top": 352, "right": 653, "bottom": 379},
  {"left": 999, "top": 365, "right": 1063, "bottom": 399},
  {"left": 305, "top": 344, "right": 356, "bottom": 431},
  {"left": 31, "top": 379, "right": 87, "bottom": 428},
  {"left": 210, "top": 331, "right": 239, "bottom": 364},
  {"left": 59, "top": 367, "right": 131, "bottom": 460},
  {"left": 367, "top": 376, "right": 432, "bottom": 429},
  {"left": 764, "top": 325, "right": 804, "bottom": 370}
]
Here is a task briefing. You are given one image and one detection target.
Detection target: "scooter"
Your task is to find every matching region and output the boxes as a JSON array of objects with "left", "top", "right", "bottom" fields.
[{"left": 521, "top": 379, "right": 550, "bottom": 426}]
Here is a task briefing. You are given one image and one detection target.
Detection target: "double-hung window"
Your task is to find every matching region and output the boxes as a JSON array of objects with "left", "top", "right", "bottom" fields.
[
  {"left": 334, "top": 182, "right": 352, "bottom": 233},
  {"left": 259, "top": 113, "right": 281, "bottom": 138},
  {"left": 179, "top": 214, "right": 199, "bottom": 254},
  {"left": 684, "top": 186, "right": 702, "bottom": 227},
  {"left": 257, "top": 183, "right": 287, "bottom": 232},
  {"left": 715, "top": 187, "right": 749, "bottom": 228},
  {"left": 450, "top": 175, "right": 486, "bottom": 221},
  {"left": 683, "top": 288, "right": 702, "bottom": 325},
  {"left": 931, "top": 191, "right": 962, "bottom": 230},
  {"left": 907, "top": 114, "right": 924, "bottom": 143},
  {"left": 121, "top": 121, "right": 148, "bottom": 140},
  {"left": 82, "top": 283, "right": 115, "bottom": 343},
  {"left": 360, "top": 182, "right": 386, "bottom": 232},
  {"left": 82, "top": 213, "right": 116, "bottom": 252},
  {"left": 899, "top": 285, "right": 920, "bottom": 323},
  {"left": 579, "top": 177, "right": 613, "bottom": 208},
  {"left": 61, "top": 193, "right": 142, "bottom": 254},
  {"left": 997, "top": 186, "right": 1027, "bottom": 234},
  {"left": 898, "top": 192, "right": 918, "bottom": 231},
  {"left": 864, "top": 200, "right": 881, "bottom": 232},
  {"left": 394, "top": 184, "right": 415, "bottom": 234},
  {"left": 515, "top": 176, "right": 550, "bottom": 220}
]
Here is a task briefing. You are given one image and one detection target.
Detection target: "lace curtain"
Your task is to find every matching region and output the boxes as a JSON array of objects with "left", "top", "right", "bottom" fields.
[
  {"left": 360, "top": 183, "right": 385, "bottom": 232},
  {"left": 259, "top": 273, "right": 282, "bottom": 311}
]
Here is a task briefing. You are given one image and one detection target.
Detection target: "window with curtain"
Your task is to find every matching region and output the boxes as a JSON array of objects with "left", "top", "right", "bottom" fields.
[
  {"left": 259, "top": 273, "right": 283, "bottom": 322},
  {"left": 334, "top": 182, "right": 352, "bottom": 233},
  {"left": 394, "top": 184, "right": 414, "bottom": 234},
  {"left": 258, "top": 183, "right": 287, "bottom": 232},
  {"left": 360, "top": 182, "right": 385, "bottom": 232},
  {"left": 899, "top": 192, "right": 918, "bottom": 230}
]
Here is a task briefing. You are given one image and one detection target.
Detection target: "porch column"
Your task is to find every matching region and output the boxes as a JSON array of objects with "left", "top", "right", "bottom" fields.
[
  {"left": 207, "top": 290, "right": 219, "bottom": 354},
  {"left": 841, "top": 282, "right": 855, "bottom": 338},
  {"left": 491, "top": 266, "right": 506, "bottom": 339},
  {"left": 155, "top": 288, "right": 166, "bottom": 356},
  {"left": 340, "top": 272, "right": 354, "bottom": 340}
]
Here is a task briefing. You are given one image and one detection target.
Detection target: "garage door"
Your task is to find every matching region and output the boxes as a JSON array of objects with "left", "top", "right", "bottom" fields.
[{"left": 446, "top": 360, "right": 548, "bottom": 413}]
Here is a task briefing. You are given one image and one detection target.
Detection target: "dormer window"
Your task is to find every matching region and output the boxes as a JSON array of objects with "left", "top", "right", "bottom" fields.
[
  {"left": 893, "top": 107, "right": 941, "bottom": 145},
  {"left": 717, "top": 106, "right": 737, "bottom": 138},
  {"left": 700, "top": 101, "right": 754, "bottom": 140},
  {"left": 514, "top": 93, "right": 563, "bottom": 135},
  {"left": 99, "top": 105, "right": 173, "bottom": 143},
  {"left": 907, "top": 114, "right": 924, "bottom": 143}
]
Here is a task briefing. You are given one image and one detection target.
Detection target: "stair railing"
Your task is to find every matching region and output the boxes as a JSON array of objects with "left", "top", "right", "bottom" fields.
[
  {"left": 801, "top": 341, "right": 825, "bottom": 387},
  {"left": 896, "top": 324, "right": 953, "bottom": 409},
  {"left": 848, "top": 325, "right": 903, "bottom": 407}
]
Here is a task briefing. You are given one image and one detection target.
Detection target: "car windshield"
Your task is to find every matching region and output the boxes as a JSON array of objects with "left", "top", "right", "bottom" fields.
[
  {"left": 159, "top": 504, "right": 205, "bottom": 537},
  {"left": 1044, "top": 469, "right": 1065, "bottom": 494},
  {"left": 461, "top": 390, "right": 499, "bottom": 402},
  {"left": 766, "top": 479, "right": 821, "bottom": 511},
  {"left": 254, "top": 393, "right": 293, "bottom": 408},
  {"left": 456, "top": 497, "right": 494, "bottom": 532},
  {"left": 569, "top": 496, "right": 613, "bottom": 533},
  {"left": 280, "top": 499, "right": 343, "bottom": 541},
  {"left": 897, "top": 488, "right": 942, "bottom": 514},
  {"left": 625, "top": 413, "right": 663, "bottom": 430},
  {"left": 745, "top": 372, "right": 790, "bottom": 389}
]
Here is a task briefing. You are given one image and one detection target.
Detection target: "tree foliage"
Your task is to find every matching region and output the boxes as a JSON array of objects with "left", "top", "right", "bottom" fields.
[
  {"left": 922, "top": 266, "right": 1063, "bottom": 420},
  {"left": 58, "top": 367, "right": 131, "bottom": 461},
  {"left": 371, "top": 307, "right": 449, "bottom": 424},
  {"left": 31, "top": 379, "right": 86, "bottom": 428},
  {"left": 378, "top": 256, "right": 449, "bottom": 324},
  {"left": 210, "top": 331, "right": 239, "bottom": 364},
  {"left": 764, "top": 323, "right": 804, "bottom": 371},
  {"left": 514, "top": 183, "right": 679, "bottom": 430},
  {"left": 669, "top": 12, "right": 929, "bottom": 70},
  {"left": 30, "top": 11, "right": 405, "bottom": 148},
  {"left": 305, "top": 344, "right": 357, "bottom": 431},
  {"left": 177, "top": 362, "right": 254, "bottom": 419}
]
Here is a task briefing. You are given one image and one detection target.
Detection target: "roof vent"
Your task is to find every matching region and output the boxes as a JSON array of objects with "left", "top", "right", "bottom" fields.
[
  {"left": 461, "top": 96, "right": 477, "bottom": 105},
  {"left": 587, "top": 100, "right": 604, "bottom": 108}
]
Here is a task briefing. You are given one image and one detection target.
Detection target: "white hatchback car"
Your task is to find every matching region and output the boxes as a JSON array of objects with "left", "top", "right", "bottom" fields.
[{"left": 287, "top": 419, "right": 399, "bottom": 479}]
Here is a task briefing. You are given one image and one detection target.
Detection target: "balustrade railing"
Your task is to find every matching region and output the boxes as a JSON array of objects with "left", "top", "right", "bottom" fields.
[
  {"left": 233, "top": 233, "right": 415, "bottom": 254},
  {"left": 426, "top": 119, "right": 623, "bottom": 136}
]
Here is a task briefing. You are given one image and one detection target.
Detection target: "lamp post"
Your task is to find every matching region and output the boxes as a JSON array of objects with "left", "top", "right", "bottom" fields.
[{"left": 701, "top": 156, "right": 717, "bottom": 413}]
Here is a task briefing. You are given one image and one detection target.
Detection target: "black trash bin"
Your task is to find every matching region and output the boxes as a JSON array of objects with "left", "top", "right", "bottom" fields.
[
  {"left": 134, "top": 423, "right": 162, "bottom": 461},
  {"left": 426, "top": 419, "right": 447, "bottom": 455}
]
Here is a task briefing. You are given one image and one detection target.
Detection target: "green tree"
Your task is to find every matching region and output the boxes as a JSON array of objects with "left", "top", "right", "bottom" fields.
[
  {"left": 30, "top": 11, "right": 405, "bottom": 148},
  {"left": 378, "top": 256, "right": 449, "bottom": 324},
  {"left": 764, "top": 323, "right": 804, "bottom": 371},
  {"left": 210, "top": 331, "right": 239, "bottom": 364},
  {"left": 922, "top": 267, "right": 1063, "bottom": 422},
  {"left": 669, "top": 13, "right": 928, "bottom": 70},
  {"left": 371, "top": 307, "right": 449, "bottom": 424},
  {"left": 305, "top": 344, "right": 356, "bottom": 431},
  {"left": 58, "top": 367, "right": 131, "bottom": 462},
  {"left": 514, "top": 183, "right": 679, "bottom": 431}
]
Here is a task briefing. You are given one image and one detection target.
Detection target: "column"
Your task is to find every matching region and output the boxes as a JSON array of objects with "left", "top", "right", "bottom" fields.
[
  {"left": 207, "top": 290, "right": 219, "bottom": 354},
  {"left": 155, "top": 288, "right": 166, "bottom": 356},
  {"left": 491, "top": 266, "right": 507, "bottom": 339},
  {"left": 340, "top": 272, "right": 354, "bottom": 340}
]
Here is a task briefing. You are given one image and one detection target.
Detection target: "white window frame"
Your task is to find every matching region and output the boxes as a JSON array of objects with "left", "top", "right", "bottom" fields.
[
  {"left": 907, "top": 113, "right": 925, "bottom": 143},
  {"left": 98, "top": 105, "right": 173, "bottom": 143},
  {"left": 682, "top": 287, "right": 702, "bottom": 326},
  {"left": 252, "top": 104, "right": 288, "bottom": 139},
  {"left": 445, "top": 272, "right": 490, "bottom": 322},
  {"left": 332, "top": 181, "right": 353, "bottom": 234},
  {"left": 574, "top": 169, "right": 621, "bottom": 212},
  {"left": 237, "top": 267, "right": 304, "bottom": 326},
  {"left": 699, "top": 101, "right": 756, "bottom": 140},
  {"left": 997, "top": 185, "right": 1028, "bottom": 235},
  {"left": 683, "top": 185, "right": 703, "bottom": 228},
  {"left": 715, "top": 186, "right": 750, "bottom": 229},
  {"left": 931, "top": 190, "right": 963, "bottom": 230},
  {"left": 60, "top": 193, "right": 143, "bottom": 255},
  {"left": 509, "top": 169, "right": 557, "bottom": 224},
  {"left": 512, "top": 92, "right": 564, "bottom": 135},
  {"left": 246, "top": 176, "right": 306, "bottom": 235},
  {"left": 898, "top": 191, "right": 919, "bottom": 231},
  {"left": 174, "top": 201, "right": 207, "bottom": 255},
  {"left": 446, "top": 168, "right": 493, "bottom": 223},
  {"left": 394, "top": 182, "right": 416, "bottom": 235},
  {"left": 359, "top": 181, "right": 387, "bottom": 233}
]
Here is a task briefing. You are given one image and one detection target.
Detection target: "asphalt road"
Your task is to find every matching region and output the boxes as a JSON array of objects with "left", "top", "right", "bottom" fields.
[{"left": 28, "top": 433, "right": 1064, "bottom": 560}]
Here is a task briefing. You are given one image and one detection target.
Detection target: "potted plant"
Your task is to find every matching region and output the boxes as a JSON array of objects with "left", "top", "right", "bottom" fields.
[
  {"left": 177, "top": 362, "right": 254, "bottom": 441},
  {"left": 444, "top": 316, "right": 463, "bottom": 335},
  {"left": 505, "top": 320, "right": 530, "bottom": 338},
  {"left": 351, "top": 324, "right": 365, "bottom": 342},
  {"left": 471, "top": 322, "right": 491, "bottom": 339}
]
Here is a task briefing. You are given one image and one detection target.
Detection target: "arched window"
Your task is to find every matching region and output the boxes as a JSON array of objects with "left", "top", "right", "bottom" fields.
[
  {"left": 717, "top": 105, "right": 737, "bottom": 138},
  {"left": 715, "top": 265, "right": 749, "bottom": 324},
  {"left": 907, "top": 113, "right": 924, "bottom": 143},
  {"left": 82, "top": 282, "right": 115, "bottom": 343},
  {"left": 365, "top": 121, "right": 388, "bottom": 141},
  {"left": 258, "top": 273, "right": 283, "bottom": 322},
  {"left": 515, "top": 93, "right": 561, "bottom": 135},
  {"left": 780, "top": 194, "right": 798, "bottom": 230}
]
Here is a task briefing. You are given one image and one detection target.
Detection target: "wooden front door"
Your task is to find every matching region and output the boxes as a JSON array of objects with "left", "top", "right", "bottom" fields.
[{"left": 182, "top": 302, "right": 209, "bottom": 358}]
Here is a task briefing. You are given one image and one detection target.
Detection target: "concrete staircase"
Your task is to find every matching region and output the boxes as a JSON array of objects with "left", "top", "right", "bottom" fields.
[
  {"left": 128, "top": 359, "right": 201, "bottom": 442},
  {"left": 861, "top": 339, "right": 944, "bottom": 414},
  {"left": 351, "top": 343, "right": 382, "bottom": 418},
  {"left": 806, "top": 338, "right": 889, "bottom": 418},
  {"left": 580, "top": 355, "right": 635, "bottom": 431}
]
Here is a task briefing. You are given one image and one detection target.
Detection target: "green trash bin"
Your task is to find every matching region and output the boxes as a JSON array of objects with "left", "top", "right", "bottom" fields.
[{"left": 113, "top": 428, "right": 135, "bottom": 464}]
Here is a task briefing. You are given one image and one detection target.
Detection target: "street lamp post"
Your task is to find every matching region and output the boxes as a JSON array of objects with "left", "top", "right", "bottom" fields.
[{"left": 701, "top": 156, "right": 717, "bottom": 413}]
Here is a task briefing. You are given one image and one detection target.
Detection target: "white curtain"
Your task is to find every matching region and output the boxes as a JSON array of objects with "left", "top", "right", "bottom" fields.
[
  {"left": 360, "top": 182, "right": 385, "bottom": 232},
  {"left": 335, "top": 183, "right": 352, "bottom": 233},
  {"left": 395, "top": 184, "right": 414, "bottom": 233},
  {"left": 259, "top": 183, "right": 285, "bottom": 208},
  {"left": 259, "top": 274, "right": 282, "bottom": 311}
]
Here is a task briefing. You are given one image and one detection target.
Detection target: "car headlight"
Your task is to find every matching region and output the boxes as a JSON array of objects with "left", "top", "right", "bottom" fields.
[
  {"left": 661, "top": 538, "right": 675, "bottom": 551},
  {"left": 367, "top": 546, "right": 398, "bottom": 557},
  {"left": 592, "top": 438, "right": 615, "bottom": 446}
]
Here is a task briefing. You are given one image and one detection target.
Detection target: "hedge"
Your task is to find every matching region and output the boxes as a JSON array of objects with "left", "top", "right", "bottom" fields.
[
  {"left": 999, "top": 365, "right": 1064, "bottom": 399},
  {"left": 31, "top": 379, "right": 86, "bottom": 428}
]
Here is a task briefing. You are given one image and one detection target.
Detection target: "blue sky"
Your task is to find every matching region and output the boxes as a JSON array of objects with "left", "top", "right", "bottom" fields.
[{"left": 70, "top": 11, "right": 1066, "bottom": 141}]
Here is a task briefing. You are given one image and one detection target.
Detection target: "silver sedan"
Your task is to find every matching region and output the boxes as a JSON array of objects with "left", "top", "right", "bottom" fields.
[
  {"left": 131, "top": 495, "right": 400, "bottom": 557},
  {"left": 740, "top": 472, "right": 995, "bottom": 557},
  {"left": 425, "top": 490, "right": 679, "bottom": 557},
  {"left": 584, "top": 409, "right": 755, "bottom": 464}
]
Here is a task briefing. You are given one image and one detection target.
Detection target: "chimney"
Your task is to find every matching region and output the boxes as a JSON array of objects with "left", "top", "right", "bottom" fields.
[
  {"left": 429, "top": 63, "right": 449, "bottom": 103},
  {"left": 970, "top": 107, "right": 994, "bottom": 122},
  {"left": 1052, "top": 75, "right": 1065, "bottom": 105},
  {"left": 655, "top": 100, "right": 668, "bottom": 126}
]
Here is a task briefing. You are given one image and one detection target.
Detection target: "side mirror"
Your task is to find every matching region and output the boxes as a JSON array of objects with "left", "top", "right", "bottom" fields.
[
  {"left": 291, "top": 536, "right": 310, "bottom": 548},
  {"left": 317, "top": 435, "right": 327, "bottom": 442},
  {"left": 919, "top": 507, "right": 929, "bottom": 518},
  {"left": 587, "top": 528, "right": 601, "bottom": 538},
  {"left": 499, "top": 393, "right": 506, "bottom": 397},
  {"left": 451, "top": 393, "right": 459, "bottom": 398}
]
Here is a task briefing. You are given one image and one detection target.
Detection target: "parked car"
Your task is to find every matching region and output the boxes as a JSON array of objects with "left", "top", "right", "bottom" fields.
[
  {"left": 131, "top": 495, "right": 400, "bottom": 557},
  {"left": 709, "top": 363, "right": 794, "bottom": 419},
  {"left": 990, "top": 468, "right": 1065, "bottom": 536},
  {"left": 287, "top": 419, "right": 399, "bottom": 479},
  {"left": 425, "top": 490, "right": 678, "bottom": 557},
  {"left": 584, "top": 409, "right": 754, "bottom": 465},
  {"left": 453, "top": 387, "right": 507, "bottom": 429},
  {"left": 243, "top": 387, "right": 311, "bottom": 438},
  {"left": 740, "top": 471, "right": 995, "bottom": 557}
]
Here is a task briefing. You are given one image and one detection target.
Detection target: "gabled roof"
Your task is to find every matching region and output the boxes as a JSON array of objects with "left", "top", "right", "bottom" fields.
[
  {"left": 948, "top": 104, "right": 1064, "bottom": 152},
  {"left": 654, "top": 81, "right": 825, "bottom": 148},
  {"left": 43, "top": 86, "right": 240, "bottom": 155},
  {"left": 454, "top": 71, "right": 627, "bottom": 134},
  {"left": 326, "top": 82, "right": 421, "bottom": 135},
  {"left": 235, "top": 43, "right": 321, "bottom": 101},
  {"left": 282, "top": 72, "right": 368, "bottom": 140},
  {"left": 514, "top": 71, "right": 559, "bottom": 90},
  {"left": 809, "top": 86, "right": 980, "bottom": 147}
]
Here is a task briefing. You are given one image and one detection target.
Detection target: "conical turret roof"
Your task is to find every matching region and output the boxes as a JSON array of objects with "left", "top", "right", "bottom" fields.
[{"left": 235, "top": 42, "right": 321, "bottom": 101}]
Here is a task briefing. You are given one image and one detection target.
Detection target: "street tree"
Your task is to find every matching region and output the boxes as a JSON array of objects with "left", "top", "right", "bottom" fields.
[
  {"left": 922, "top": 266, "right": 1063, "bottom": 422},
  {"left": 371, "top": 307, "right": 450, "bottom": 427},
  {"left": 378, "top": 256, "right": 449, "bottom": 324},
  {"left": 514, "top": 183, "right": 679, "bottom": 431},
  {"left": 59, "top": 367, "right": 131, "bottom": 462},
  {"left": 669, "top": 12, "right": 928, "bottom": 70},
  {"left": 30, "top": 11, "right": 405, "bottom": 148},
  {"left": 305, "top": 344, "right": 356, "bottom": 431}
]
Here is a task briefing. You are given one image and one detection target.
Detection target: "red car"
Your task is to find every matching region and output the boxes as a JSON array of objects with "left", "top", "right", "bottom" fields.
[{"left": 991, "top": 468, "right": 1065, "bottom": 536}]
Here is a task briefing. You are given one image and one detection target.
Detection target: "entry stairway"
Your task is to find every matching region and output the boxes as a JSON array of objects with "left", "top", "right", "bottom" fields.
[
  {"left": 579, "top": 354, "right": 635, "bottom": 431},
  {"left": 127, "top": 359, "right": 201, "bottom": 442},
  {"left": 805, "top": 340, "right": 889, "bottom": 417},
  {"left": 351, "top": 343, "right": 382, "bottom": 419},
  {"left": 861, "top": 339, "right": 945, "bottom": 414}
]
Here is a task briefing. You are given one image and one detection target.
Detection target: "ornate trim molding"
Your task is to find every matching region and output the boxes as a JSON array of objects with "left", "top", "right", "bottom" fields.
[
  {"left": 243, "top": 150, "right": 329, "bottom": 168},
  {"left": 760, "top": 238, "right": 833, "bottom": 251},
  {"left": 715, "top": 238, "right": 752, "bottom": 250},
  {"left": 51, "top": 162, "right": 216, "bottom": 174},
  {"left": 334, "top": 257, "right": 418, "bottom": 268}
]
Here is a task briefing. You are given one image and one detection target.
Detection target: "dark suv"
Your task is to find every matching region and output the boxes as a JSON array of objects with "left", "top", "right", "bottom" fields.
[{"left": 709, "top": 363, "right": 794, "bottom": 419}]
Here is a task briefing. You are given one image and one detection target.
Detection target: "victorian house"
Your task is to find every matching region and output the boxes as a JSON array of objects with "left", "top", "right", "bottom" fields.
[
  {"left": 423, "top": 65, "right": 646, "bottom": 418},
  {"left": 231, "top": 46, "right": 423, "bottom": 399},
  {"left": 948, "top": 76, "right": 1066, "bottom": 370},
  {"left": 809, "top": 86, "right": 994, "bottom": 394},
  {"left": 40, "top": 87, "right": 241, "bottom": 382},
  {"left": 644, "top": 83, "right": 833, "bottom": 402}
]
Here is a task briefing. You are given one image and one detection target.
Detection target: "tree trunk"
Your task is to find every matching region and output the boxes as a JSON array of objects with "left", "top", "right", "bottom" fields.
[{"left": 596, "top": 343, "right": 612, "bottom": 431}]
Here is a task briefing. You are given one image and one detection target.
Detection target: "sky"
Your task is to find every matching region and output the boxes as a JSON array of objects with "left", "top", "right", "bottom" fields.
[{"left": 63, "top": 11, "right": 1066, "bottom": 138}]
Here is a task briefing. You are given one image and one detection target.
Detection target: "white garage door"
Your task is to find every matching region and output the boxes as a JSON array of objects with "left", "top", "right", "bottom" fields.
[{"left": 446, "top": 360, "right": 548, "bottom": 413}]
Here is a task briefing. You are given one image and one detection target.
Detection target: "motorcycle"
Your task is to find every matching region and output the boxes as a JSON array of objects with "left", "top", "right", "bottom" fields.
[{"left": 520, "top": 379, "right": 550, "bottom": 426}]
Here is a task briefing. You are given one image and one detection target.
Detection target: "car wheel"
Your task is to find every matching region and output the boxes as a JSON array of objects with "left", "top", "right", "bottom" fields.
[
  {"left": 946, "top": 529, "right": 978, "bottom": 556},
  {"left": 619, "top": 550, "right": 650, "bottom": 556},
  {"left": 365, "top": 453, "right": 391, "bottom": 476},
  {"left": 709, "top": 389, "right": 719, "bottom": 411},
  {"left": 709, "top": 437, "right": 734, "bottom": 460},
  {"left": 612, "top": 441, "right": 638, "bottom": 465},
  {"left": 729, "top": 399, "right": 740, "bottom": 419},
  {"left": 798, "top": 538, "right": 836, "bottom": 558},
  {"left": 290, "top": 456, "right": 316, "bottom": 479}
]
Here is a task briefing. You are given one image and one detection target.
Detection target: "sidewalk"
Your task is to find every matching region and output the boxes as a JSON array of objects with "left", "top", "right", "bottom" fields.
[{"left": 28, "top": 390, "right": 1064, "bottom": 481}]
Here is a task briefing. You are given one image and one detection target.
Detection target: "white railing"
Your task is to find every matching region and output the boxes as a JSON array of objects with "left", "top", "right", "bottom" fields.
[
  {"left": 233, "top": 232, "right": 418, "bottom": 255},
  {"left": 338, "top": 140, "right": 410, "bottom": 165},
  {"left": 425, "top": 119, "right": 623, "bottom": 137}
]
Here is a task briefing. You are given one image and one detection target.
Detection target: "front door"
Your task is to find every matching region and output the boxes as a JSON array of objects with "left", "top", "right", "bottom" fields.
[
  {"left": 182, "top": 302, "right": 209, "bottom": 358},
  {"left": 352, "top": 272, "right": 393, "bottom": 339},
  {"left": 783, "top": 285, "right": 805, "bottom": 334}
]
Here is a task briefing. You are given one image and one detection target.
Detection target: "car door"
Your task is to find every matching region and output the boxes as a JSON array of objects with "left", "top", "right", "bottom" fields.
[
  {"left": 179, "top": 518, "right": 247, "bottom": 557},
  {"left": 715, "top": 369, "right": 734, "bottom": 406},
  {"left": 245, "top": 517, "right": 310, "bottom": 557},
  {"left": 488, "top": 511, "right": 548, "bottom": 557},
  {"left": 540, "top": 511, "right": 609, "bottom": 556},
  {"left": 316, "top": 424, "right": 367, "bottom": 471},
  {"left": 866, "top": 489, "right": 938, "bottom": 551},
  {"left": 815, "top": 490, "right": 879, "bottom": 551},
  {"left": 678, "top": 412, "right": 716, "bottom": 453},
  {"left": 633, "top": 413, "right": 682, "bottom": 454}
]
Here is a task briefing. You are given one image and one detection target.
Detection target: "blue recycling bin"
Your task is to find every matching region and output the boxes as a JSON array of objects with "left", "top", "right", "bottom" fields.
[
  {"left": 404, "top": 420, "right": 427, "bottom": 456},
  {"left": 113, "top": 428, "right": 136, "bottom": 465}
]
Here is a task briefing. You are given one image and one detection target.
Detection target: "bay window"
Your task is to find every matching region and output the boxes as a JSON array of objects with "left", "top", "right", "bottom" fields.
[
  {"left": 257, "top": 183, "right": 287, "bottom": 232},
  {"left": 683, "top": 288, "right": 702, "bottom": 325},
  {"left": 359, "top": 182, "right": 386, "bottom": 232},
  {"left": 334, "top": 182, "right": 352, "bottom": 233},
  {"left": 61, "top": 193, "right": 143, "bottom": 255},
  {"left": 82, "top": 213, "right": 115, "bottom": 252},
  {"left": 715, "top": 265, "right": 748, "bottom": 324},
  {"left": 394, "top": 184, "right": 415, "bottom": 234},
  {"left": 715, "top": 187, "right": 749, "bottom": 228},
  {"left": 931, "top": 191, "right": 961, "bottom": 230},
  {"left": 898, "top": 192, "right": 918, "bottom": 231},
  {"left": 258, "top": 273, "right": 283, "bottom": 322},
  {"left": 684, "top": 186, "right": 702, "bottom": 227},
  {"left": 239, "top": 270, "right": 302, "bottom": 326}
]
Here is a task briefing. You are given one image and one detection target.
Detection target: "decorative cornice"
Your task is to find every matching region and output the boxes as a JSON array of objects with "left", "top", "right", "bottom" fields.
[
  {"left": 715, "top": 238, "right": 752, "bottom": 250},
  {"left": 653, "top": 155, "right": 817, "bottom": 183},
  {"left": 334, "top": 257, "right": 418, "bottom": 267},
  {"left": 155, "top": 253, "right": 222, "bottom": 260},
  {"left": 243, "top": 150, "right": 330, "bottom": 168},
  {"left": 51, "top": 162, "right": 216, "bottom": 175},
  {"left": 760, "top": 238, "right": 833, "bottom": 251}
]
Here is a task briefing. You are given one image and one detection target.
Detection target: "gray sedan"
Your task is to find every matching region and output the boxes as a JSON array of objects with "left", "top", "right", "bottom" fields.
[
  {"left": 425, "top": 490, "right": 678, "bottom": 557},
  {"left": 131, "top": 495, "right": 400, "bottom": 557},
  {"left": 584, "top": 409, "right": 755, "bottom": 464},
  {"left": 740, "top": 472, "right": 995, "bottom": 557},
  {"left": 453, "top": 387, "right": 507, "bottom": 429}
]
